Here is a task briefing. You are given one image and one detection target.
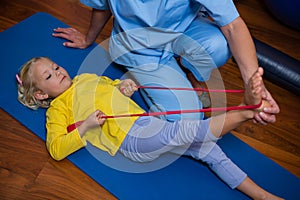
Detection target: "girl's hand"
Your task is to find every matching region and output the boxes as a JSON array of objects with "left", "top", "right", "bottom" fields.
[
  {"left": 85, "top": 110, "right": 106, "bottom": 128},
  {"left": 119, "top": 79, "right": 138, "bottom": 97},
  {"left": 77, "top": 110, "right": 106, "bottom": 137},
  {"left": 52, "top": 27, "right": 90, "bottom": 49}
]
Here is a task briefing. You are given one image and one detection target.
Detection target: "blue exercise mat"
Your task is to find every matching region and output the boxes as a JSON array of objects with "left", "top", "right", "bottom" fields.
[{"left": 1, "top": 12, "right": 299, "bottom": 199}]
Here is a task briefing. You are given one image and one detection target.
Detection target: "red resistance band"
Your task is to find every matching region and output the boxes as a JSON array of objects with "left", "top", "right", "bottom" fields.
[
  {"left": 67, "top": 86, "right": 261, "bottom": 132},
  {"left": 137, "top": 85, "right": 245, "bottom": 93}
]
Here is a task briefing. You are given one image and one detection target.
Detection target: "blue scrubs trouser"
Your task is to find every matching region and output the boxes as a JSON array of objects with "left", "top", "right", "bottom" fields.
[{"left": 125, "top": 17, "right": 231, "bottom": 121}]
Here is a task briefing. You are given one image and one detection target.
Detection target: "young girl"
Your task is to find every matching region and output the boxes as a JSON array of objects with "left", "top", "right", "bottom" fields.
[{"left": 17, "top": 57, "right": 282, "bottom": 199}]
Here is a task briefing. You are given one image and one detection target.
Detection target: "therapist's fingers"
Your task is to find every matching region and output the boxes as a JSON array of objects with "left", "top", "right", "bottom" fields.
[{"left": 52, "top": 27, "right": 89, "bottom": 49}]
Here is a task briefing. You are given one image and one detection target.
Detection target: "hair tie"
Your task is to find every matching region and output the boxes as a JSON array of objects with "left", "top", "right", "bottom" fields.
[{"left": 16, "top": 74, "right": 23, "bottom": 86}]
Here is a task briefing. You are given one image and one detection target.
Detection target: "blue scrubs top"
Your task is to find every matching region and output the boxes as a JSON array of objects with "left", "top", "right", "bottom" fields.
[{"left": 81, "top": 0, "right": 239, "bottom": 69}]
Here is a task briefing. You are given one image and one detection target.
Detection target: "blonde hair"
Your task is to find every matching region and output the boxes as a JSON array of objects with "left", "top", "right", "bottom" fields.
[{"left": 17, "top": 57, "right": 52, "bottom": 110}]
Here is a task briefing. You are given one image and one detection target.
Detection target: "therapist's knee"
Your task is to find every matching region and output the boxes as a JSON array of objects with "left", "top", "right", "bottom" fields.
[
  {"left": 175, "top": 33, "right": 231, "bottom": 68},
  {"left": 205, "top": 33, "right": 231, "bottom": 67}
]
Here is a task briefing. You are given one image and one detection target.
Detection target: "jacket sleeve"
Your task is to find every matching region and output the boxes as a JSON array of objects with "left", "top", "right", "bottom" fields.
[
  {"left": 99, "top": 76, "right": 122, "bottom": 87},
  {"left": 46, "top": 104, "right": 87, "bottom": 161}
]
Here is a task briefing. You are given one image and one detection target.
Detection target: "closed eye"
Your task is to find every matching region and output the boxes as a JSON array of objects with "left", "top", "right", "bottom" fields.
[{"left": 46, "top": 74, "right": 51, "bottom": 80}]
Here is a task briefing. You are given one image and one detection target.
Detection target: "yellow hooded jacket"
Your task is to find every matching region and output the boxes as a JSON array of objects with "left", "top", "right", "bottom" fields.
[{"left": 46, "top": 74, "right": 145, "bottom": 161}]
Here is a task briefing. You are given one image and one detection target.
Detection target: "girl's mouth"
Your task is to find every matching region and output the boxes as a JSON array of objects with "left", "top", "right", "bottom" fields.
[{"left": 60, "top": 76, "right": 66, "bottom": 83}]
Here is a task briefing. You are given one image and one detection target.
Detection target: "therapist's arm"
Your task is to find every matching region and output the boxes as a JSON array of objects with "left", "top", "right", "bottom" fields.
[
  {"left": 221, "top": 17, "right": 280, "bottom": 124},
  {"left": 53, "top": 9, "right": 112, "bottom": 49},
  {"left": 221, "top": 17, "right": 257, "bottom": 83}
]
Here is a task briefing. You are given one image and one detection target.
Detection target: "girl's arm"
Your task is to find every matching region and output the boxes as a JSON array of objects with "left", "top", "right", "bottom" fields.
[
  {"left": 46, "top": 108, "right": 106, "bottom": 161},
  {"left": 46, "top": 113, "right": 86, "bottom": 161}
]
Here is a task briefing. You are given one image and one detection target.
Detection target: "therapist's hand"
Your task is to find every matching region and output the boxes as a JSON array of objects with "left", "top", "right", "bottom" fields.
[
  {"left": 52, "top": 27, "right": 89, "bottom": 49},
  {"left": 253, "top": 88, "right": 280, "bottom": 125}
]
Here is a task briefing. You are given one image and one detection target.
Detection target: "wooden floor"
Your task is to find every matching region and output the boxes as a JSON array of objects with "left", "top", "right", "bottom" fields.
[{"left": 0, "top": 0, "right": 299, "bottom": 199}]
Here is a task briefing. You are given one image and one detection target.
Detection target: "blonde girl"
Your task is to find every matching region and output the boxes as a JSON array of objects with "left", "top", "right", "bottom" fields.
[{"left": 16, "top": 57, "right": 282, "bottom": 200}]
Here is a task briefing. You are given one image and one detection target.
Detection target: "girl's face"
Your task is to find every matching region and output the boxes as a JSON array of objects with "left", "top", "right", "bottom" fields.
[{"left": 32, "top": 58, "right": 72, "bottom": 99}]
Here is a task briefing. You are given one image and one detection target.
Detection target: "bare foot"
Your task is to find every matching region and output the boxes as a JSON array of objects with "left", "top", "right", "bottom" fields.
[
  {"left": 240, "top": 67, "right": 269, "bottom": 120},
  {"left": 243, "top": 67, "right": 264, "bottom": 108}
]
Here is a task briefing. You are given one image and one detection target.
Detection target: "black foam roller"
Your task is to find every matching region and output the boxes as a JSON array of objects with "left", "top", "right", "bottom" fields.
[{"left": 253, "top": 38, "right": 300, "bottom": 95}]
